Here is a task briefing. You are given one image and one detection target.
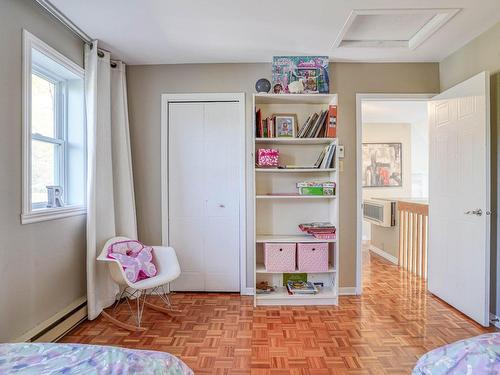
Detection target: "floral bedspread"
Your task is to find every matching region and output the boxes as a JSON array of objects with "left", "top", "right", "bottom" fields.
[
  {"left": 413, "top": 333, "right": 500, "bottom": 374},
  {"left": 0, "top": 343, "right": 193, "bottom": 374}
]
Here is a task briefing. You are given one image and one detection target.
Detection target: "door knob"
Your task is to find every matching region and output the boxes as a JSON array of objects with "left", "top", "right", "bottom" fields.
[
  {"left": 464, "top": 209, "right": 482, "bottom": 216},
  {"left": 219, "top": 204, "right": 225, "bottom": 208}
]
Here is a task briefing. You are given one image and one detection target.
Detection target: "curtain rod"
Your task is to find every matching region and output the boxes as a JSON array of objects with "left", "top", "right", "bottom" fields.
[
  {"left": 33, "top": 0, "right": 120, "bottom": 67},
  {"left": 33, "top": 0, "right": 93, "bottom": 44}
]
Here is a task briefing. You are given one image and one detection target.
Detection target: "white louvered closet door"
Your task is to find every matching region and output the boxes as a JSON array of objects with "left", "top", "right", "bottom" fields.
[{"left": 168, "top": 102, "right": 240, "bottom": 292}]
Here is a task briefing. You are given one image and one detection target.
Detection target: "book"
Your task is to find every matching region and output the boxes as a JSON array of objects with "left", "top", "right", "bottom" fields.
[
  {"left": 326, "top": 105, "right": 337, "bottom": 138},
  {"left": 286, "top": 281, "right": 318, "bottom": 294},
  {"left": 297, "top": 114, "right": 312, "bottom": 138},
  {"left": 314, "top": 111, "right": 328, "bottom": 138},
  {"left": 283, "top": 273, "right": 307, "bottom": 286},
  {"left": 300, "top": 113, "right": 318, "bottom": 138},
  {"left": 255, "top": 109, "right": 262, "bottom": 137},
  {"left": 279, "top": 165, "right": 317, "bottom": 169}
]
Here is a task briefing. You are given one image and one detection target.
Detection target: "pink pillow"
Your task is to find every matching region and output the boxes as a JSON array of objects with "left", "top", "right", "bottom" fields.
[{"left": 107, "top": 240, "right": 157, "bottom": 283}]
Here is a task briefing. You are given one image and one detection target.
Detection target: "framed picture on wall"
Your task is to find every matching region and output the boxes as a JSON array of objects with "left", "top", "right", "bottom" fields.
[{"left": 362, "top": 143, "right": 402, "bottom": 187}]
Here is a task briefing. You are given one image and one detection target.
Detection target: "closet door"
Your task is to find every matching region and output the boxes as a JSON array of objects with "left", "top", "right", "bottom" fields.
[
  {"left": 168, "top": 102, "right": 240, "bottom": 292},
  {"left": 203, "top": 103, "right": 240, "bottom": 291},
  {"left": 168, "top": 103, "right": 206, "bottom": 290}
]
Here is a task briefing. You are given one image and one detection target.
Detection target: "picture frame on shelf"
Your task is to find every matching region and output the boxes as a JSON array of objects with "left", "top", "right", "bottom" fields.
[{"left": 273, "top": 113, "right": 298, "bottom": 138}]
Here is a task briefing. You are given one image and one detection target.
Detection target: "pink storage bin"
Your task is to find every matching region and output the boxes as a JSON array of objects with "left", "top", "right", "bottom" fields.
[
  {"left": 257, "top": 148, "right": 279, "bottom": 167},
  {"left": 264, "top": 243, "right": 296, "bottom": 272},
  {"left": 297, "top": 243, "right": 329, "bottom": 272}
]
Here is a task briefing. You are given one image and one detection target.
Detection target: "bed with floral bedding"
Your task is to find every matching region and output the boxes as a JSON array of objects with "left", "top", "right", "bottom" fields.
[
  {"left": 0, "top": 343, "right": 193, "bottom": 374},
  {"left": 412, "top": 332, "right": 500, "bottom": 374}
]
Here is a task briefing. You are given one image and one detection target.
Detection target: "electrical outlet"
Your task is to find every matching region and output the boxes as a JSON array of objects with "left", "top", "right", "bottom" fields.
[{"left": 338, "top": 145, "right": 345, "bottom": 158}]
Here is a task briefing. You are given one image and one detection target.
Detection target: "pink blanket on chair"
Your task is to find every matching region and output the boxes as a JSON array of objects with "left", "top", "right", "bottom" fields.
[{"left": 107, "top": 240, "right": 157, "bottom": 283}]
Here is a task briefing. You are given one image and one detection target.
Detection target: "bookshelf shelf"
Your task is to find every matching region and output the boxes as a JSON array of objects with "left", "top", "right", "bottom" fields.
[
  {"left": 255, "top": 138, "right": 335, "bottom": 145},
  {"left": 255, "top": 93, "right": 334, "bottom": 105},
  {"left": 256, "top": 195, "right": 336, "bottom": 199},
  {"left": 256, "top": 234, "right": 336, "bottom": 243},
  {"left": 256, "top": 264, "right": 336, "bottom": 274},
  {"left": 256, "top": 286, "right": 338, "bottom": 306},
  {"left": 252, "top": 93, "right": 339, "bottom": 307},
  {"left": 256, "top": 168, "right": 336, "bottom": 173}
]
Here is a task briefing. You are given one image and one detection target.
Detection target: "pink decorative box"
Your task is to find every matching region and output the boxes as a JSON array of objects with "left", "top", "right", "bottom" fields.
[
  {"left": 257, "top": 148, "right": 279, "bottom": 167},
  {"left": 297, "top": 243, "right": 329, "bottom": 272},
  {"left": 264, "top": 243, "right": 296, "bottom": 272}
]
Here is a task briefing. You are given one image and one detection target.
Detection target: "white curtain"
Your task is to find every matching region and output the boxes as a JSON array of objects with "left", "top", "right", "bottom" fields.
[{"left": 85, "top": 41, "right": 138, "bottom": 320}]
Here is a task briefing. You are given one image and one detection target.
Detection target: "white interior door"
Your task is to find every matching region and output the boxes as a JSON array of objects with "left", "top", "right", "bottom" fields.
[
  {"left": 428, "top": 71, "right": 491, "bottom": 326},
  {"left": 168, "top": 101, "right": 240, "bottom": 292}
]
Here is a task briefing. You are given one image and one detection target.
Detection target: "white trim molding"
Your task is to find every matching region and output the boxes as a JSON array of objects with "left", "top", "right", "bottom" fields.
[
  {"left": 13, "top": 296, "right": 87, "bottom": 342},
  {"left": 334, "top": 9, "right": 460, "bottom": 50},
  {"left": 241, "top": 287, "right": 255, "bottom": 296},
  {"left": 21, "top": 30, "right": 86, "bottom": 225},
  {"left": 339, "top": 287, "right": 358, "bottom": 296},
  {"left": 367, "top": 244, "right": 398, "bottom": 265},
  {"left": 490, "top": 313, "right": 500, "bottom": 329},
  {"left": 160, "top": 93, "right": 247, "bottom": 294},
  {"left": 355, "top": 93, "right": 436, "bottom": 294}
]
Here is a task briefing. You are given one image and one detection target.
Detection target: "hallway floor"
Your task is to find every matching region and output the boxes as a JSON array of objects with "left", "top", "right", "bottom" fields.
[{"left": 61, "top": 251, "right": 496, "bottom": 374}]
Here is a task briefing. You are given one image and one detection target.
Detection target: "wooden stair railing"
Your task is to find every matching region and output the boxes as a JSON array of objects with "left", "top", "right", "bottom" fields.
[{"left": 398, "top": 200, "right": 428, "bottom": 278}]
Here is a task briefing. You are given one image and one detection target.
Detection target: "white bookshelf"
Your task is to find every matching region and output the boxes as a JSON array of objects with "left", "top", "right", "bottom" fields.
[{"left": 252, "top": 93, "right": 339, "bottom": 306}]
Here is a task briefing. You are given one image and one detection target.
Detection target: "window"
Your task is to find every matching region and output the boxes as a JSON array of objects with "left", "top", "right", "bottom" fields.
[{"left": 22, "top": 30, "right": 86, "bottom": 224}]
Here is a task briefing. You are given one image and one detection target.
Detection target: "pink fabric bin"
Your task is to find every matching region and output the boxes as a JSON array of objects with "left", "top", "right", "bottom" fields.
[
  {"left": 264, "top": 243, "right": 296, "bottom": 272},
  {"left": 297, "top": 243, "right": 329, "bottom": 272}
]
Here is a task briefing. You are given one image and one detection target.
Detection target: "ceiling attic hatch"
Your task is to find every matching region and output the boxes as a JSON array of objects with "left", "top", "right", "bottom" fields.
[{"left": 334, "top": 9, "right": 460, "bottom": 50}]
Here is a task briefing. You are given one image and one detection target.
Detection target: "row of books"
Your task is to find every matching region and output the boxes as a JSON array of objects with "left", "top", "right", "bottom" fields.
[
  {"left": 256, "top": 115, "right": 276, "bottom": 138},
  {"left": 299, "top": 222, "right": 336, "bottom": 240},
  {"left": 277, "top": 141, "right": 336, "bottom": 170},
  {"left": 297, "top": 105, "right": 337, "bottom": 138},
  {"left": 254, "top": 105, "right": 337, "bottom": 139},
  {"left": 313, "top": 142, "right": 336, "bottom": 169}
]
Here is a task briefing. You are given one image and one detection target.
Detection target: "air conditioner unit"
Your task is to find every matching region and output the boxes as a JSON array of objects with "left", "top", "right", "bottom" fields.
[{"left": 363, "top": 199, "right": 396, "bottom": 227}]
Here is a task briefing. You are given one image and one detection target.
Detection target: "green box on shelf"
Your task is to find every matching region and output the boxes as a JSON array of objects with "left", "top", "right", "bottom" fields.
[
  {"left": 298, "top": 186, "right": 324, "bottom": 195},
  {"left": 283, "top": 273, "right": 307, "bottom": 286}
]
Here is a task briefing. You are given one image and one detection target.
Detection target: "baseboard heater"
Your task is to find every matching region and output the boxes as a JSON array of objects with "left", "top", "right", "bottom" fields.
[
  {"left": 363, "top": 199, "right": 396, "bottom": 227},
  {"left": 15, "top": 297, "right": 87, "bottom": 343}
]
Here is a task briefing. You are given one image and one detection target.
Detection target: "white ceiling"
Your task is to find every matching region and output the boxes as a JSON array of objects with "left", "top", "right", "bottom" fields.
[{"left": 49, "top": 0, "right": 500, "bottom": 65}]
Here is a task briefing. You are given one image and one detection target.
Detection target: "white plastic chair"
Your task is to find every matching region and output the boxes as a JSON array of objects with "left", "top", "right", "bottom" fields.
[{"left": 97, "top": 236, "right": 181, "bottom": 330}]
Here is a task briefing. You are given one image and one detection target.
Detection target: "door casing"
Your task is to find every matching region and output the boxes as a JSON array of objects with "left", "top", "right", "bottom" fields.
[{"left": 355, "top": 93, "right": 436, "bottom": 295}]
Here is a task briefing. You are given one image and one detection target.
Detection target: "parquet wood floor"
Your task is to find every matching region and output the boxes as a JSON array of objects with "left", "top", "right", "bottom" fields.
[{"left": 61, "top": 250, "right": 497, "bottom": 374}]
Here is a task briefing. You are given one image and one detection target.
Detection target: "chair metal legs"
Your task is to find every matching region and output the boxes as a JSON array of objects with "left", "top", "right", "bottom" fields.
[{"left": 109, "top": 283, "right": 176, "bottom": 329}]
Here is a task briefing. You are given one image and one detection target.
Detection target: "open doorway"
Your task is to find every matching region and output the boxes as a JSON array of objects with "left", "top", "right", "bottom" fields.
[{"left": 355, "top": 94, "right": 432, "bottom": 292}]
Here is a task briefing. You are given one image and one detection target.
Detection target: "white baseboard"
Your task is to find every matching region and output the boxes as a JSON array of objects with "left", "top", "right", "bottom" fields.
[
  {"left": 13, "top": 296, "right": 87, "bottom": 343},
  {"left": 339, "top": 287, "right": 357, "bottom": 295},
  {"left": 241, "top": 287, "right": 255, "bottom": 296},
  {"left": 490, "top": 313, "right": 500, "bottom": 328},
  {"left": 368, "top": 245, "right": 398, "bottom": 265}
]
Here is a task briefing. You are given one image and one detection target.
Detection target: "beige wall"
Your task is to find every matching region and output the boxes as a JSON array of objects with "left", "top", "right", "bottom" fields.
[
  {"left": 127, "top": 62, "right": 439, "bottom": 290},
  {"left": 362, "top": 122, "right": 412, "bottom": 199},
  {"left": 440, "top": 21, "right": 500, "bottom": 91},
  {"left": 440, "top": 21, "right": 500, "bottom": 317},
  {"left": 362, "top": 122, "right": 412, "bottom": 258},
  {"left": 0, "top": 0, "right": 86, "bottom": 341}
]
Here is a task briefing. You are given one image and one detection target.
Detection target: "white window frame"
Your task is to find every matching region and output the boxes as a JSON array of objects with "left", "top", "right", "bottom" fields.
[{"left": 22, "top": 30, "right": 86, "bottom": 224}]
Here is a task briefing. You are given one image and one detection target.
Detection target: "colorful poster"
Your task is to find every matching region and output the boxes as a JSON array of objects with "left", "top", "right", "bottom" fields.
[{"left": 272, "top": 56, "right": 330, "bottom": 94}]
